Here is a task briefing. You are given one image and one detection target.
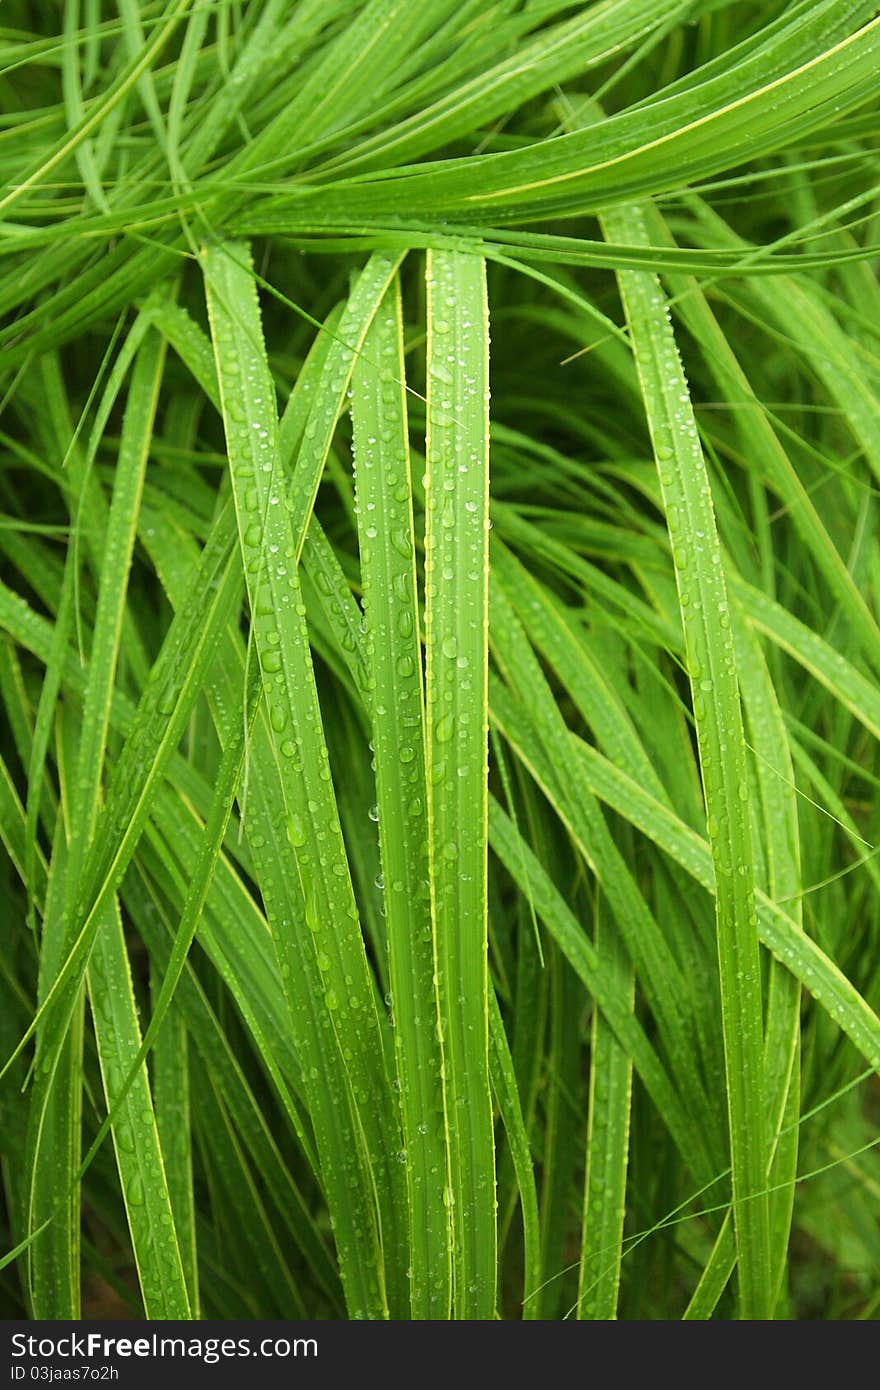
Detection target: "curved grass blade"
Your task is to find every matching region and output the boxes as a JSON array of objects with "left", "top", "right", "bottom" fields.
[
  {"left": 72, "top": 656, "right": 262, "bottom": 1239},
  {"left": 488, "top": 582, "right": 718, "bottom": 1155},
  {"left": 1, "top": 504, "right": 242, "bottom": 1084},
  {"left": 126, "top": 863, "right": 342, "bottom": 1312},
  {"left": 565, "top": 738, "right": 880, "bottom": 1081},
  {"left": 325, "top": 0, "right": 682, "bottom": 177},
  {"left": 268, "top": 9, "right": 880, "bottom": 225},
  {"left": 488, "top": 798, "right": 707, "bottom": 1183},
  {"left": 191, "top": 1061, "right": 307, "bottom": 1318},
  {"left": 732, "top": 577, "right": 880, "bottom": 742},
  {"left": 0, "top": 0, "right": 190, "bottom": 219},
  {"left": 605, "top": 200, "right": 770, "bottom": 1319},
  {"left": 648, "top": 202, "right": 880, "bottom": 679}
]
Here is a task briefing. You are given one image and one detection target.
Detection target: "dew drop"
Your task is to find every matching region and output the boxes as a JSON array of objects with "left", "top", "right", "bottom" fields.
[
  {"left": 287, "top": 813, "right": 306, "bottom": 847},
  {"left": 435, "top": 713, "right": 455, "bottom": 743}
]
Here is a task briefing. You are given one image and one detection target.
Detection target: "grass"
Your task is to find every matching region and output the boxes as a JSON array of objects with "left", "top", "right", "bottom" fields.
[{"left": 1, "top": 0, "right": 879, "bottom": 1321}]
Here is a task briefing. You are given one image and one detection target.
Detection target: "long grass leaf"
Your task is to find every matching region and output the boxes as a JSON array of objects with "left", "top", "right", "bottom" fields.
[
  {"left": 605, "top": 200, "right": 771, "bottom": 1318},
  {"left": 425, "top": 247, "right": 495, "bottom": 1318},
  {"left": 351, "top": 278, "right": 449, "bottom": 1317}
]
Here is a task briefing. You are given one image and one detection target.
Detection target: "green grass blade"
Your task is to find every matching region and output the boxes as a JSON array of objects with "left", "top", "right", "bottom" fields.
[
  {"left": 488, "top": 798, "right": 705, "bottom": 1180},
  {"left": 127, "top": 863, "right": 341, "bottom": 1312},
  {"left": 565, "top": 738, "right": 880, "bottom": 1082},
  {"left": 87, "top": 898, "right": 192, "bottom": 1319},
  {"left": 488, "top": 988, "right": 541, "bottom": 1321},
  {"left": 2, "top": 0, "right": 879, "bottom": 1322},
  {"left": 605, "top": 200, "right": 771, "bottom": 1318},
  {"left": 25, "top": 820, "right": 83, "bottom": 1319},
  {"left": 734, "top": 616, "right": 802, "bottom": 1312},
  {"left": 578, "top": 901, "right": 633, "bottom": 1320},
  {"left": 488, "top": 581, "right": 717, "bottom": 1154},
  {"left": 733, "top": 578, "right": 880, "bottom": 742},
  {"left": 682, "top": 1216, "right": 736, "bottom": 1319},
  {"left": 150, "top": 963, "right": 199, "bottom": 1316},
  {"left": 188, "top": 1062, "right": 306, "bottom": 1318},
  {"left": 2, "top": 509, "right": 243, "bottom": 1085},
  {"left": 424, "top": 247, "right": 495, "bottom": 1318},
  {"left": 351, "top": 277, "right": 449, "bottom": 1318},
  {"left": 74, "top": 656, "right": 261, "bottom": 1229},
  {"left": 26, "top": 326, "right": 165, "bottom": 1317},
  {"left": 203, "top": 238, "right": 407, "bottom": 1318}
]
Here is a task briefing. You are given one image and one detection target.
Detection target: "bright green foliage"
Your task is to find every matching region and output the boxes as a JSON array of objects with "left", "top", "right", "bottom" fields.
[{"left": 1, "top": 0, "right": 880, "bottom": 1323}]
